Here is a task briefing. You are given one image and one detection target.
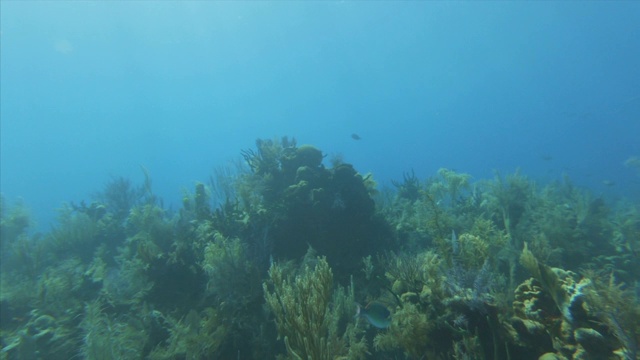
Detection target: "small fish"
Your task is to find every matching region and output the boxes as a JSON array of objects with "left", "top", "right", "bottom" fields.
[
  {"left": 356, "top": 301, "right": 391, "bottom": 329},
  {"left": 351, "top": 133, "right": 361, "bottom": 140}
]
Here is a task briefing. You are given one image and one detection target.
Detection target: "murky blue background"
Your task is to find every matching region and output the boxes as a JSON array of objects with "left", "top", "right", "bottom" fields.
[{"left": 2, "top": 2, "right": 639, "bottom": 229}]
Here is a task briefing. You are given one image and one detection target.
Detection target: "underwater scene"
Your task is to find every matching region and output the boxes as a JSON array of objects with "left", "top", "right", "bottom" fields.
[{"left": 1, "top": 2, "right": 640, "bottom": 360}]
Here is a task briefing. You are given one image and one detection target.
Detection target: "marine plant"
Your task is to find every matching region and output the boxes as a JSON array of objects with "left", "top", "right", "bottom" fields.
[
  {"left": 36, "top": 257, "right": 88, "bottom": 317},
  {"left": 384, "top": 251, "right": 431, "bottom": 296},
  {"left": 94, "top": 175, "right": 147, "bottom": 222},
  {"left": 515, "top": 243, "right": 637, "bottom": 359},
  {"left": 192, "top": 223, "right": 271, "bottom": 357},
  {"left": 1, "top": 308, "right": 78, "bottom": 360},
  {"left": 147, "top": 307, "right": 227, "bottom": 360},
  {"left": 584, "top": 271, "right": 640, "bottom": 360},
  {"left": 530, "top": 177, "right": 615, "bottom": 268},
  {"left": 125, "top": 202, "right": 174, "bottom": 261},
  {"left": 391, "top": 170, "right": 421, "bottom": 202},
  {"left": 263, "top": 255, "right": 366, "bottom": 360},
  {"left": 241, "top": 136, "right": 295, "bottom": 178},
  {"left": 604, "top": 201, "right": 640, "bottom": 282},
  {"left": 208, "top": 159, "right": 248, "bottom": 208},
  {"left": 80, "top": 299, "right": 148, "bottom": 360},
  {"left": 428, "top": 168, "right": 472, "bottom": 208},
  {"left": 391, "top": 182, "right": 452, "bottom": 250},
  {"left": 519, "top": 243, "right": 586, "bottom": 323},
  {"left": 373, "top": 302, "right": 432, "bottom": 358},
  {"left": 102, "top": 257, "right": 154, "bottom": 306},
  {"left": 0, "top": 196, "right": 31, "bottom": 246},
  {"left": 46, "top": 203, "right": 103, "bottom": 262},
  {"left": 388, "top": 169, "right": 476, "bottom": 252},
  {"left": 200, "top": 230, "right": 265, "bottom": 325},
  {"left": 0, "top": 200, "right": 45, "bottom": 278},
  {"left": 1, "top": 256, "right": 92, "bottom": 359},
  {"left": 481, "top": 170, "right": 534, "bottom": 247},
  {"left": 378, "top": 244, "right": 508, "bottom": 359}
]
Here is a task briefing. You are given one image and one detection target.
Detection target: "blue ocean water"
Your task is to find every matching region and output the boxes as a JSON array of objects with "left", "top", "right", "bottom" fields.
[{"left": 1, "top": 1, "right": 639, "bottom": 230}]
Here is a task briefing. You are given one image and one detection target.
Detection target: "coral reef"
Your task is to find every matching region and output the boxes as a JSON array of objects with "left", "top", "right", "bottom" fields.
[{"left": 1, "top": 139, "right": 639, "bottom": 360}]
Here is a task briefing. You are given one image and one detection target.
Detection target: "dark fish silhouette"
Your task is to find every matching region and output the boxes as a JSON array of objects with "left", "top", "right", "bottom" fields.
[
  {"left": 351, "top": 133, "right": 361, "bottom": 140},
  {"left": 356, "top": 302, "right": 391, "bottom": 329}
]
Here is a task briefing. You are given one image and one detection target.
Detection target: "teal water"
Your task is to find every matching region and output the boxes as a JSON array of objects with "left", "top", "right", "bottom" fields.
[
  {"left": 1, "top": 2, "right": 639, "bottom": 360},
  {"left": 2, "top": 2, "right": 638, "bottom": 228}
]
